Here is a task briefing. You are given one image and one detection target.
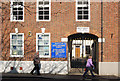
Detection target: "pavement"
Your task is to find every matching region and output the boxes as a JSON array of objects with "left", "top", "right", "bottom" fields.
[{"left": 1, "top": 73, "right": 120, "bottom": 80}]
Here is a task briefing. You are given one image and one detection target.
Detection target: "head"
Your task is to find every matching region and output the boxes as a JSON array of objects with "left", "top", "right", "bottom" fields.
[
  {"left": 89, "top": 55, "right": 92, "bottom": 59},
  {"left": 35, "top": 51, "right": 39, "bottom": 57}
]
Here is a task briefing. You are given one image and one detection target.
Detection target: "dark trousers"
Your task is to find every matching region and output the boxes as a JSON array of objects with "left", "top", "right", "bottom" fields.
[
  {"left": 83, "top": 67, "right": 95, "bottom": 77},
  {"left": 31, "top": 64, "right": 40, "bottom": 75}
]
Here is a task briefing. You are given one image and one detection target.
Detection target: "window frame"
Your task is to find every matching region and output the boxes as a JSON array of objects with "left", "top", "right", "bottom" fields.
[
  {"left": 36, "top": 0, "right": 51, "bottom": 21},
  {"left": 36, "top": 33, "right": 51, "bottom": 58},
  {"left": 10, "top": 0, "right": 24, "bottom": 22},
  {"left": 76, "top": 0, "right": 90, "bottom": 21},
  {"left": 10, "top": 33, "right": 24, "bottom": 57}
]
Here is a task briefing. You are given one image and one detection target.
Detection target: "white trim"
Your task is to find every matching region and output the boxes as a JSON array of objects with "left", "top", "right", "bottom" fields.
[
  {"left": 36, "top": 0, "right": 51, "bottom": 21},
  {"left": 76, "top": 0, "right": 90, "bottom": 21},
  {"left": 36, "top": 33, "right": 51, "bottom": 58},
  {"left": 10, "top": 33, "right": 24, "bottom": 57},
  {"left": 10, "top": 0, "right": 24, "bottom": 22}
]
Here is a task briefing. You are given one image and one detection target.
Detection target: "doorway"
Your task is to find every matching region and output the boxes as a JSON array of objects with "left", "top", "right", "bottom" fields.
[{"left": 68, "top": 33, "right": 99, "bottom": 74}]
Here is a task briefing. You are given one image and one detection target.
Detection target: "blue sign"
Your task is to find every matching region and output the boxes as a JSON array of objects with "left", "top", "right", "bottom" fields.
[{"left": 51, "top": 42, "right": 66, "bottom": 58}]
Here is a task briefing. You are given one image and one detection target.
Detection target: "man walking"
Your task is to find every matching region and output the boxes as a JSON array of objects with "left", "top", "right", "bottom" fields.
[
  {"left": 83, "top": 55, "right": 95, "bottom": 78},
  {"left": 30, "top": 52, "right": 40, "bottom": 75}
]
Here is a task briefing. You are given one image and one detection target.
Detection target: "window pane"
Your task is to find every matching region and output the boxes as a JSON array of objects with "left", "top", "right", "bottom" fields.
[
  {"left": 13, "top": 11, "right": 17, "bottom": 15},
  {"left": 83, "top": 6, "right": 88, "bottom": 9},
  {"left": 39, "top": 11, "right": 43, "bottom": 15},
  {"left": 17, "top": 40, "right": 22, "bottom": 44},
  {"left": 18, "top": 2, "right": 23, "bottom": 6},
  {"left": 18, "top": 35, "right": 22, "bottom": 39},
  {"left": 12, "top": 50, "right": 17, "bottom": 55},
  {"left": 12, "top": 40, "right": 17, "bottom": 44},
  {"left": 13, "top": 2, "right": 17, "bottom": 6},
  {"left": 44, "top": 11, "right": 49, "bottom": 14},
  {"left": 44, "top": 7, "right": 49, "bottom": 10},
  {"left": 84, "top": 1, "right": 88, "bottom": 4},
  {"left": 39, "top": 16, "right": 43, "bottom": 20},
  {"left": 44, "top": 16, "right": 49, "bottom": 20},
  {"left": 84, "top": 11, "right": 88, "bottom": 14},
  {"left": 18, "top": 11, "right": 23, "bottom": 15},
  {"left": 39, "top": 1, "right": 43, "bottom": 5},
  {"left": 18, "top": 16, "right": 23, "bottom": 20},
  {"left": 12, "top": 35, "right": 17, "bottom": 39},
  {"left": 78, "top": 11, "right": 82, "bottom": 14},
  {"left": 18, "top": 7, "right": 23, "bottom": 10},
  {"left": 39, "top": 7, "right": 43, "bottom": 10},
  {"left": 18, "top": 50, "right": 22, "bottom": 55},
  {"left": 13, "top": 8, "right": 17, "bottom": 10},
  {"left": 78, "top": 7, "right": 82, "bottom": 9},
  {"left": 78, "top": 1, "right": 82, "bottom": 4},
  {"left": 78, "top": 16, "right": 82, "bottom": 19},
  {"left": 83, "top": 15, "right": 88, "bottom": 19},
  {"left": 44, "top": 1, "right": 49, "bottom": 5}
]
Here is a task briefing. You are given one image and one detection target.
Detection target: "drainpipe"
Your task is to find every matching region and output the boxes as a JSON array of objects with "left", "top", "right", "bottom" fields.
[{"left": 101, "top": 0, "right": 103, "bottom": 62}]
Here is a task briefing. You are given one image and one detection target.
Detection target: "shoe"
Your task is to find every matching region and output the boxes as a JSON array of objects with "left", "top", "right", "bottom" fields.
[
  {"left": 30, "top": 72, "right": 33, "bottom": 75},
  {"left": 37, "top": 73, "right": 40, "bottom": 75},
  {"left": 83, "top": 75, "right": 87, "bottom": 79}
]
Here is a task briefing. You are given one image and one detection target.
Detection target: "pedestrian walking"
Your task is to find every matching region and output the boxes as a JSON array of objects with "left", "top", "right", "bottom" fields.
[
  {"left": 30, "top": 52, "right": 40, "bottom": 75},
  {"left": 83, "top": 55, "right": 95, "bottom": 78}
]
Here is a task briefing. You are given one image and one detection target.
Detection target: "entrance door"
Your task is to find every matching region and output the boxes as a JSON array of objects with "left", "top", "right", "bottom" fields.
[{"left": 75, "top": 46, "right": 80, "bottom": 58}]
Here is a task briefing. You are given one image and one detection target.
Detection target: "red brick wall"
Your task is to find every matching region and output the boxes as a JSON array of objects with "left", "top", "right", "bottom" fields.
[{"left": 1, "top": 2, "right": 119, "bottom": 62}]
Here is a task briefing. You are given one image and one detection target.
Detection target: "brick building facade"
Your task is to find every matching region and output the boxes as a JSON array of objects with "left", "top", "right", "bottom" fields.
[{"left": 0, "top": 0, "right": 119, "bottom": 76}]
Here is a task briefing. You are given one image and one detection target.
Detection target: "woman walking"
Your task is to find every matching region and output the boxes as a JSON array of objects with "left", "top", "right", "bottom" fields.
[{"left": 83, "top": 55, "right": 95, "bottom": 78}]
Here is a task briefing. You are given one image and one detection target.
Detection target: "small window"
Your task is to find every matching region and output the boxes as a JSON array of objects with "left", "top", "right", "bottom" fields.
[
  {"left": 86, "top": 46, "right": 90, "bottom": 54},
  {"left": 10, "top": 33, "right": 24, "bottom": 57},
  {"left": 76, "top": 0, "right": 90, "bottom": 21},
  {"left": 36, "top": 33, "right": 50, "bottom": 58},
  {"left": 37, "top": 0, "right": 51, "bottom": 21},
  {"left": 10, "top": 0, "right": 24, "bottom": 21}
]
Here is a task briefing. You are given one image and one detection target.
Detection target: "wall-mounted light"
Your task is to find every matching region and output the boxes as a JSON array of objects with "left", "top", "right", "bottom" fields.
[
  {"left": 111, "top": 33, "right": 113, "bottom": 39},
  {"left": 15, "top": 28, "right": 18, "bottom": 34},
  {"left": 28, "top": 31, "right": 32, "bottom": 37}
]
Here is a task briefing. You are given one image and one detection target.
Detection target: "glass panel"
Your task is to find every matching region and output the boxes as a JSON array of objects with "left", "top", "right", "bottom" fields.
[
  {"left": 44, "top": 1, "right": 49, "bottom": 5},
  {"left": 18, "top": 16, "right": 23, "bottom": 20},
  {"left": 18, "top": 11, "right": 23, "bottom": 15},
  {"left": 38, "top": 40, "right": 43, "bottom": 45},
  {"left": 18, "top": 50, "right": 22, "bottom": 55},
  {"left": 38, "top": 46, "right": 44, "bottom": 50},
  {"left": 44, "top": 40, "right": 49, "bottom": 45},
  {"left": 39, "top": 7, "right": 43, "bottom": 10},
  {"left": 44, "top": 46, "right": 49, "bottom": 51},
  {"left": 39, "top": 51, "right": 44, "bottom": 55},
  {"left": 84, "top": 11, "right": 88, "bottom": 14},
  {"left": 12, "top": 50, "right": 18, "bottom": 55},
  {"left": 39, "top": 16, "right": 43, "bottom": 20},
  {"left": 78, "top": 15, "right": 82, "bottom": 19},
  {"left": 12, "top": 40, "right": 17, "bottom": 44},
  {"left": 17, "top": 40, "right": 22, "bottom": 44},
  {"left": 12, "top": 35, "right": 17, "bottom": 39},
  {"left": 13, "top": 11, "right": 17, "bottom": 15},
  {"left": 83, "top": 15, "right": 88, "bottom": 19},
  {"left": 44, "top": 7, "right": 49, "bottom": 10},
  {"left": 12, "top": 46, "right": 17, "bottom": 49},
  {"left": 18, "top": 35, "right": 22, "bottom": 39},
  {"left": 39, "top": 1, "right": 43, "bottom": 5},
  {"left": 44, "top": 16, "right": 49, "bottom": 20},
  {"left": 13, "top": 2, "right": 17, "bottom": 6},
  {"left": 17, "top": 46, "right": 22, "bottom": 50},
  {"left": 44, "top": 52, "right": 49, "bottom": 55}
]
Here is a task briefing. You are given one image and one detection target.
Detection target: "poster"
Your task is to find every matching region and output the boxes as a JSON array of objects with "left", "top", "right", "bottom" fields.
[{"left": 51, "top": 42, "right": 66, "bottom": 58}]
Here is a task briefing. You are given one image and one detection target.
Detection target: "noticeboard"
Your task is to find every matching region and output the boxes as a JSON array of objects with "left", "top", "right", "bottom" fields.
[{"left": 51, "top": 42, "right": 66, "bottom": 58}]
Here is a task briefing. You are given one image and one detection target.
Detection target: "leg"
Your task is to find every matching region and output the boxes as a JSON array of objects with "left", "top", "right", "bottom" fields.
[
  {"left": 30, "top": 66, "right": 36, "bottom": 74},
  {"left": 36, "top": 64, "right": 40, "bottom": 75},
  {"left": 83, "top": 67, "right": 88, "bottom": 77},
  {"left": 90, "top": 68, "right": 95, "bottom": 77}
]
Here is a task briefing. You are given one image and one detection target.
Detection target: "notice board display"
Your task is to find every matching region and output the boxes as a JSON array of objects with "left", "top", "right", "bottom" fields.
[{"left": 51, "top": 42, "right": 66, "bottom": 58}]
